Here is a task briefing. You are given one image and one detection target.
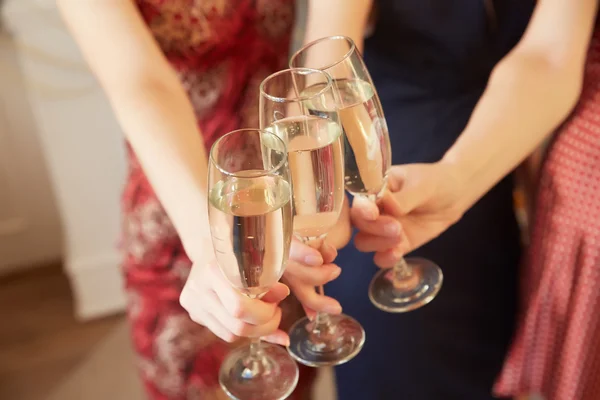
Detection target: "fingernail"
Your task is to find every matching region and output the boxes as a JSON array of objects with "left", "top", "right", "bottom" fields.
[
  {"left": 392, "top": 248, "right": 404, "bottom": 260},
  {"left": 325, "top": 304, "right": 342, "bottom": 314},
  {"left": 280, "top": 336, "right": 290, "bottom": 347},
  {"left": 384, "top": 222, "right": 401, "bottom": 236},
  {"left": 363, "top": 209, "right": 377, "bottom": 221},
  {"left": 264, "top": 333, "right": 289, "bottom": 347},
  {"left": 329, "top": 268, "right": 341, "bottom": 280},
  {"left": 325, "top": 242, "right": 336, "bottom": 254},
  {"left": 305, "top": 254, "right": 323, "bottom": 266}
]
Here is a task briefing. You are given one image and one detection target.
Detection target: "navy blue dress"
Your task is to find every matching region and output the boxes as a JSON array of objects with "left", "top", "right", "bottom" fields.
[{"left": 327, "top": 1, "right": 535, "bottom": 399}]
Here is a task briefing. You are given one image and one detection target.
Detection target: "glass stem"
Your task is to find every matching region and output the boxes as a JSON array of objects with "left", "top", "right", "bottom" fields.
[
  {"left": 372, "top": 194, "right": 415, "bottom": 290},
  {"left": 242, "top": 337, "right": 265, "bottom": 380},
  {"left": 391, "top": 256, "right": 417, "bottom": 292},
  {"left": 244, "top": 292, "right": 265, "bottom": 379},
  {"left": 314, "top": 285, "right": 332, "bottom": 333},
  {"left": 393, "top": 256, "right": 412, "bottom": 281},
  {"left": 249, "top": 337, "right": 262, "bottom": 359},
  {"left": 302, "top": 236, "right": 333, "bottom": 335}
]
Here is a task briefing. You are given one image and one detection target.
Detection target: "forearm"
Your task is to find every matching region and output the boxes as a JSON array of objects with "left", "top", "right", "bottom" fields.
[
  {"left": 442, "top": 0, "right": 598, "bottom": 214},
  {"left": 304, "top": 0, "right": 372, "bottom": 51},
  {"left": 58, "top": 0, "right": 212, "bottom": 259},
  {"left": 442, "top": 53, "right": 581, "bottom": 212},
  {"left": 112, "top": 82, "right": 211, "bottom": 256}
]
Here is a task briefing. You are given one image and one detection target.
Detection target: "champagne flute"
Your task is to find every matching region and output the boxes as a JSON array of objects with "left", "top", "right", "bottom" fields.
[
  {"left": 208, "top": 129, "right": 298, "bottom": 400},
  {"left": 259, "top": 68, "right": 365, "bottom": 367},
  {"left": 290, "top": 36, "right": 444, "bottom": 313}
]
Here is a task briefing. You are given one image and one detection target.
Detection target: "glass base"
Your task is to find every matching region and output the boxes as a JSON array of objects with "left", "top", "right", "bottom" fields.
[
  {"left": 219, "top": 342, "right": 299, "bottom": 400},
  {"left": 287, "top": 314, "right": 365, "bottom": 367},
  {"left": 369, "top": 257, "right": 443, "bottom": 313}
]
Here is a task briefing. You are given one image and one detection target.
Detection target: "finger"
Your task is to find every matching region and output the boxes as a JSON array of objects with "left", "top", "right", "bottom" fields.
[
  {"left": 289, "top": 238, "right": 323, "bottom": 266},
  {"left": 208, "top": 262, "right": 278, "bottom": 325},
  {"left": 289, "top": 282, "right": 342, "bottom": 315},
  {"left": 302, "top": 305, "right": 317, "bottom": 321},
  {"left": 263, "top": 329, "right": 292, "bottom": 347},
  {"left": 261, "top": 282, "right": 290, "bottom": 303},
  {"left": 284, "top": 261, "right": 341, "bottom": 286},
  {"left": 208, "top": 290, "right": 287, "bottom": 340},
  {"left": 350, "top": 209, "right": 403, "bottom": 238},
  {"left": 381, "top": 168, "right": 424, "bottom": 216},
  {"left": 354, "top": 232, "right": 402, "bottom": 253},
  {"left": 378, "top": 189, "right": 410, "bottom": 216},
  {"left": 387, "top": 166, "right": 406, "bottom": 192},
  {"left": 351, "top": 196, "right": 380, "bottom": 221},
  {"left": 320, "top": 241, "right": 338, "bottom": 264},
  {"left": 373, "top": 247, "right": 404, "bottom": 269}
]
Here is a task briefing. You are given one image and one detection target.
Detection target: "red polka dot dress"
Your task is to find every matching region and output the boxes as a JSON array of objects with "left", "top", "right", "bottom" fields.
[{"left": 494, "top": 26, "right": 600, "bottom": 400}]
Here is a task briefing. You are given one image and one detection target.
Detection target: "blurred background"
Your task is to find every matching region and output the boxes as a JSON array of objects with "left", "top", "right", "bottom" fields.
[
  {"left": 0, "top": 1, "right": 331, "bottom": 399},
  {"left": 0, "top": 0, "right": 131, "bottom": 398}
]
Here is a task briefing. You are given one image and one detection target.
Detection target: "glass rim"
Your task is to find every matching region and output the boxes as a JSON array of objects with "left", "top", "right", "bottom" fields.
[
  {"left": 289, "top": 35, "right": 357, "bottom": 72},
  {"left": 259, "top": 67, "right": 334, "bottom": 104},
  {"left": 209, "top": 128, "right": 288, "bottom": 178}
]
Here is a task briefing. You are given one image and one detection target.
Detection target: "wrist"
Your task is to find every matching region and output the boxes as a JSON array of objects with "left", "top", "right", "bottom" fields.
[
  {"left": 180, "top": 230, "right": 214, "bottom": 263},
  {"left": 435, "top": 154, "right": 473, "bottom": 218}
]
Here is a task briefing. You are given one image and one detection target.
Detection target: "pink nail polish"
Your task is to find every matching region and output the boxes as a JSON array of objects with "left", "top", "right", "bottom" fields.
[
  {"left": 305, "top": 255, "right": 322, "bottom": 266},
  {"left": 329, "top": 268, "right": 342, "bottom": 280}
]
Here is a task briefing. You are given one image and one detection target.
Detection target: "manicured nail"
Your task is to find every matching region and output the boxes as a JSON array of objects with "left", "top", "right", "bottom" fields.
[
  {"left": 392, "top": 248, "right": 404, "bottom": 260},
  {"left": 384, "top": 222, "right": 401, "bottom": 236},
  {"left": 281, "top": 336, "right": 290, "bottom": 347},
  {"left": 325, "top": 242, "right": 337, "bottom": 254},
  {"left": 355, "top": 198, "right": 376, "bottom": 220},
  {"left": 363, "top": 209, "right": 377, "bottom": 220},
  {"left": 305, "top": 254, "right": 323, "bottom": 266},
  {"left": 329, "top": 268, "right": 342, "bottom": 280},
  {"left": 264, "top": 333, "right": 289, "bottom": 347},
  {"left": 325, "top": 304, "right": 343, "bottom": 314}
]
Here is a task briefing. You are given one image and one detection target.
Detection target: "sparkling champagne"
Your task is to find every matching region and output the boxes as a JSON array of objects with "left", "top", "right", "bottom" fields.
[
  {"left": 303, "top": 79, "right": 390, "bottom": 199},
  {"left": 266, "top": 116, "right": 345, "bottom": 240},
  {"left": 208, "top": 173, "right": 292, "bottom": 297}
]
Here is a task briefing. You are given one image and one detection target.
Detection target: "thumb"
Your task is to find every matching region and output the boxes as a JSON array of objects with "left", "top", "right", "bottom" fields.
[
  {"left": 262, "top": 282, "right": 290, "bottom": 304},
  {"left": 351, "top": 195, "right": 380, "bottom": 221},
  {"left": 383, "top": 165, "right": 423, "bottom": 216}
]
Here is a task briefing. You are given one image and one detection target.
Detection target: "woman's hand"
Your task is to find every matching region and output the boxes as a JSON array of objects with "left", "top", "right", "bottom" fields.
[
  {"left": 350, "top": 162, "right": 465, "bottom": 268},
  {"left": 180, "top": 238, "right": 342, "bottom": 345},
  {"left": 283, "top": 239, "right": 343, "bottom": 319}
]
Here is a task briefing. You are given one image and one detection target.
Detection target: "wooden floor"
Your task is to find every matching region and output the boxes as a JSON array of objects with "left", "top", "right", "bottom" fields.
[
  {"left": 0, "top": 265, "right": 123, "bottom": 400},
  {"left": 0, "top": 265, "right": 532, "bottom": 400}
]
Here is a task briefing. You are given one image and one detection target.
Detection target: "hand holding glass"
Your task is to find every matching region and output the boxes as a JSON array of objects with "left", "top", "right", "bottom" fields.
[
  {"left": 208, "top": 129, "right": 298, "bottom": 400},
  {"left": 260, "top": 68, "right": 365, "bottom": 367},
  {"left": 290, "top": 36, "right": 444, "bottom": 313}
]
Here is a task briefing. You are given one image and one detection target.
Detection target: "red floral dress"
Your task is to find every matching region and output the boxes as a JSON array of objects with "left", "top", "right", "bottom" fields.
[
  {"left": 121, "top": 1, "right": 314, "bottom": 399},
  {"left": 494, "top": 26, "right": 600, "bottom": 400}
]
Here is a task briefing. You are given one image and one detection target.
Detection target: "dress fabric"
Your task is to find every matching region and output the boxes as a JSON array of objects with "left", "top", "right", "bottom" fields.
[
  {"left": 495, "top": 26, "right": 600, "bottom": 400},
  {"left": 327, "top": 1, "right": 535, "bottom": 399},
  {"left": 122, "top": 1, "right": 315, "bottom": 399}
]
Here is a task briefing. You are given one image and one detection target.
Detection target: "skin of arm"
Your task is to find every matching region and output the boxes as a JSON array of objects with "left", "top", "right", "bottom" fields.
[
  {"left": 58, "top": 0, "right": 354, "bottom": 254},
  {"left": 58, "top": 0, "right": 348, "bottom": 336},
  {"left": 442, "top": 0, "right": 599, "bottom": 215},
  {"left": 304, "top": 0, "right": 373, "bottom": 52},
  {"left": 57, "top": 0, "right": 213, "bottom": 260}
]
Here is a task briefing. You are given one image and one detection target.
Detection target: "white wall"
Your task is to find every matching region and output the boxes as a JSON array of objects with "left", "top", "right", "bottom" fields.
[
  {"left": 2, "top": 0, "right": 128, "bottom": 319},
  {"left": 0, "top": 31, "right": 63, "bottom": 274}
]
